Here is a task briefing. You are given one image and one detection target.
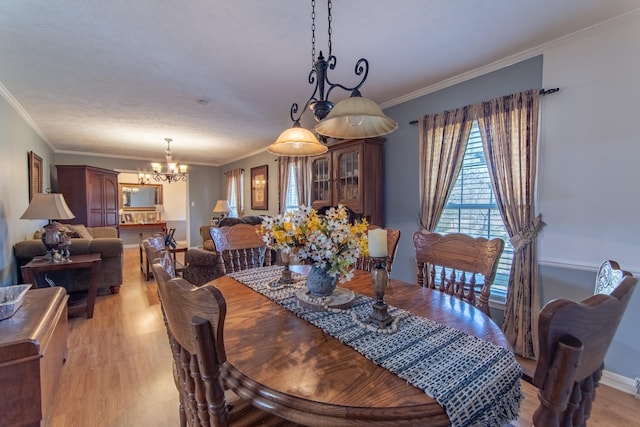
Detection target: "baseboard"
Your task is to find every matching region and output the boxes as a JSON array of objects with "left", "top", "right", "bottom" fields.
[{"left": 600, "top": 370, "right": 638, "bottom": 396}]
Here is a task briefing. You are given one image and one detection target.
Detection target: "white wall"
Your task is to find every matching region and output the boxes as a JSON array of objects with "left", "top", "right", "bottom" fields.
[
  {"left": 118, "top": 172, "right": 187, "bottom": 221},
  {"left": 539, "top": 11, "right": 640, "bottom": 275}
]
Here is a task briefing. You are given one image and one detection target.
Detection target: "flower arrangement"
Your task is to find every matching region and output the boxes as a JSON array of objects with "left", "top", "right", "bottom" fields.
[{"left": 261, "top": 205, "right": 369, "bottom": 282}]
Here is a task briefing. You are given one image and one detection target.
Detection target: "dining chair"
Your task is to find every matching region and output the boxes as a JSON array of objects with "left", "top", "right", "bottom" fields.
[
  {"left": 594, "top": 259, "right": 631, "bottom": 295},
  {"left": 356, "top": 225, "right": 401, "bottom": 274},
  {"left": 150, "top": 261, "right": 304, "bottom": 427},
  {"left": 142, "top": 233, "right": 167, "bottom": 280},
  {"left": 529, "top": 270, "right": 636, "bottom": 426},
  {"left": 413, "top": 230, "right": 504, "bottom": 316},
  {"left": 210, "top": 224, "right": 272, "bottom": 275}
]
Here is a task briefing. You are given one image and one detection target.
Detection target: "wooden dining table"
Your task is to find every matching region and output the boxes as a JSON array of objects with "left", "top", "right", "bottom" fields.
[{"left": 212, "top": 266, "right": 515, "bottom": 426}]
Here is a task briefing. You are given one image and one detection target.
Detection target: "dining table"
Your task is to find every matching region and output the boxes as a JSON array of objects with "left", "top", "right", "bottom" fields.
[{"left": 212, "top": 265, "right": 522, "bottom": 427}]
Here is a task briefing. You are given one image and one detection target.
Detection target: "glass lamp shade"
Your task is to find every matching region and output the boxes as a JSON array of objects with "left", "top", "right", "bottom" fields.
[
  {"left": 315, "top": 93, "right": 398, "bottom": 139},
  {"left": 267, "top": 123, "right": 328, "bottom": 156}
]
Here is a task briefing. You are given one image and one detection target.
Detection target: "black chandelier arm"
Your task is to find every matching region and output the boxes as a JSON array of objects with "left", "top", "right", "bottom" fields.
[{"left": 324, "top": 57, "right": 369, "bottom": 98}]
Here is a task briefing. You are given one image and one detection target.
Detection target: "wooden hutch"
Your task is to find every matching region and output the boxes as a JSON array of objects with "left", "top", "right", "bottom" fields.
[
  {"left": 310, "top": 137, "right": 384, "bottom": 226},
  {"left": 55, "top": 165, "right": 120, "bottom": 228}
]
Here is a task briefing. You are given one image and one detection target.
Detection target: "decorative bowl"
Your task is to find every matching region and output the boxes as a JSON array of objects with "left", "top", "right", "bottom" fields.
[{"left": 0, "top": 284, "right": 32, "bottom": 320}]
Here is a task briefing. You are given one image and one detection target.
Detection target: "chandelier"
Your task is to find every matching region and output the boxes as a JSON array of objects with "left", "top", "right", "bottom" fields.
[
  {"left": 268, "top": 0, "right": 397, "bottom": 157},
  {"left": 151, "top": 138, "right": 188, "bottom": 184}
]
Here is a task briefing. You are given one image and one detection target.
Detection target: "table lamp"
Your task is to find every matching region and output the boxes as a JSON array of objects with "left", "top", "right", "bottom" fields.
[
  {"left": 20, "top": 193, "right": 75, "bottom": 261},
  {"left": 212, "top": 200, "right": 232, "bottom": 222},
  {"left": 154, "top": 204, "right": 165, "bottom": 221}
]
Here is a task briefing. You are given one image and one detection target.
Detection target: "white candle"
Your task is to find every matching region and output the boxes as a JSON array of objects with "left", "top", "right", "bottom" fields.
[{"left": 368, "top": 229, "right": 388, "bottom": 257}]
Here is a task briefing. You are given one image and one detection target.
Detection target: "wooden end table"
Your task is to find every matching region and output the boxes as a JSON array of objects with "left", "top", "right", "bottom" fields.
[{"left": 21, "top": 253, "right": 102, "bottom": 319}]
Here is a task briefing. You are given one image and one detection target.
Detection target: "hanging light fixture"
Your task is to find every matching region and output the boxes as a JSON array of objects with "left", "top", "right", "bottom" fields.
[
  {"left": 268, "top": 0, "right": 397, "bottom": 156},
  {"left": 151, "top": 138, "right": 188, "bottom": 184}
]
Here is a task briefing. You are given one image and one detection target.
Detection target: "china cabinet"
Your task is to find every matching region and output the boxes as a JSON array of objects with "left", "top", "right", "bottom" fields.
[{"left": 310, "top": 137, "right": 384, "bottom": 225}]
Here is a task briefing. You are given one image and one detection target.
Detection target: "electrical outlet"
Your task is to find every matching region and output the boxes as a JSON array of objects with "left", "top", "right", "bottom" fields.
[{"left": 634, "top": 376, "right": 640, "bottom": 400}]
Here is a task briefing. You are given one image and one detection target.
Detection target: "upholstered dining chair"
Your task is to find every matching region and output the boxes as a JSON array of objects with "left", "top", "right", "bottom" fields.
[
  {"left": 355, "top": 226, "right": 401, "bottom": 274},
  {"left": 210, "top": 224, "right": 272, "bottom": 275},
  {"left": 142, "top": 233, "right": 167, "bottom": 280},
  {"left": 412, "top": 230, "right": 504, "bottom": 316},
  {"left": 594, "top": 259, "right": 632, "bottom": 295},
  {"left": 150, "top": 261, "right": 304, "bottom": 427},
  {"left": 527, "top": 269, "right": 637, "bottom": 426}
]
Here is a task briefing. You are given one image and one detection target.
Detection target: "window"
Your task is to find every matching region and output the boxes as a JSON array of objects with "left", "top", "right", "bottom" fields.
[
  {"left": 435, "top": 120, "right": 513, "bottom": 301},
  {"left": 284, "top": 163, "right": 300, "bottom": 213},
  {"left": 227, "top": 172, "right": 244, "bottom": 218}
]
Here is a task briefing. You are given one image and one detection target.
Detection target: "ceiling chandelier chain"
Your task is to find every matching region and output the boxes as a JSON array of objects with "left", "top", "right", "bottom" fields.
[
  {"left": 311, "top": 0, "right": 316, "bottom": 65},
  {"left": 327, "top": 0, "right": 332, "bottom": 57},
  {"left": 150, "top": 137, "right": 188, "bottom": 184}
]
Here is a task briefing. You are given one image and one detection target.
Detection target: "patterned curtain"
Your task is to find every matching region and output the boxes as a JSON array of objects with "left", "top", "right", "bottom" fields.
[
  {"left": 418, "top": 106, "right": 474, "bottom": 231},
  {"left": 277, "top": 157, "right": 291, "bottom": 215},
  {"left": 476, "top": 89, "right": 543, "bottom": 358},
  {"left": 277, "top": 156, "right": 311, "bottom": 214},
  {"left": 225, "top": 168, "right": 244, "bottom": 217}
]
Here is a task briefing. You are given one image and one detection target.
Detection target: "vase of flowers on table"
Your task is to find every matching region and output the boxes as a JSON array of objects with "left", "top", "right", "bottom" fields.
[{"left": 261, "top": 205, "right": 369, "bottom": 296}]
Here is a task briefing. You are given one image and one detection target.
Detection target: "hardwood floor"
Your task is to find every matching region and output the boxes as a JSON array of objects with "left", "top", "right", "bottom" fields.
[{"left": 47, "top": 248, "right": 640, "bottom": 426}]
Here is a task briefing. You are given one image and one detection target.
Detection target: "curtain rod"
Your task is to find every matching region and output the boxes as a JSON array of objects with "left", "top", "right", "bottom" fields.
[{"left": 408, "top": 88, "right": 560, "bottom": 125}]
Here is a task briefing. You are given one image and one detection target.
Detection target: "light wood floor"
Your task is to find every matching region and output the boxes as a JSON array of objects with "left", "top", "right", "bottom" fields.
[{"left": 47, "top": 248, "right": 640, "bottom": 426}]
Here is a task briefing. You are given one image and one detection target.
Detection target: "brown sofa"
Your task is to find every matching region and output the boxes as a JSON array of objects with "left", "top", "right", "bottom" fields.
[{"left": 14, "top": 225, "right": 124, "bottom": 295}]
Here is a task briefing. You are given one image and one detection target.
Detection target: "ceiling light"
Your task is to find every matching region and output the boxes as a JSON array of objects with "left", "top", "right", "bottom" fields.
[
  {"left": 151, "top": 138, "right": 188, "bottom": 184},
  {"left": 315, "top": 90, "right": 398, "bottom": 138},
  {"left": 268, "top": 0, "right": 397, "bottom": 156},
  {"left": 267, "top": 120, "right": 328, "bottom": 156}
]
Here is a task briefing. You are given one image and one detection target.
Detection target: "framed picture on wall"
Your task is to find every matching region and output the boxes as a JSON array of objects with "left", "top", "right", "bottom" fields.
[
  {"left": 28, "top": 151, "right": 43, "bottom": 201},
  {"left": 124, "top": 213, "right": 134, "bottom": 223},
  {"left": 251, "top": 165, "right": 268, "bottom": 210}
]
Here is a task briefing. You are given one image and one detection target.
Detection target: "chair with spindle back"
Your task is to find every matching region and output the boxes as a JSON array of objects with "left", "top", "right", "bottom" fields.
[
  {"left": 210, "top": 224, "right": 271, "bottom": 275},
  {"left": 356, "top": 226, "right": 401, "bottom": 274},
  {"left": 529, "top": 270, "right": 636, "bottom": 426},
  {"left": 150, "top": 261, "right": 304, "bottom": 427},
  {"left": 412, "top": 230, "right": 504, "bottom": 316}
]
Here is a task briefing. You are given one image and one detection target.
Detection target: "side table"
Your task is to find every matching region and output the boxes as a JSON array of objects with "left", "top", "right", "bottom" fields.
[{"left": 21, "top": 253, "right": 102, "bottom": 319}]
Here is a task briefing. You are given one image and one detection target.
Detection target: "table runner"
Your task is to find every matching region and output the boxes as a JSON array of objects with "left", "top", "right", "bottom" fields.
[{"left": 228, "top": 266, "right": 523, "bottom": 427}]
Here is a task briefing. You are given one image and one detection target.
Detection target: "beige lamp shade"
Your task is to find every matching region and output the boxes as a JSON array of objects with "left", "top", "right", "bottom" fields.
[
  {"left": 315, "top": 94, "right": 398, "bottom": 139},
  {"left": 20, "top": 193, "right": 75, "bottom": 221},
  {"left": 212, "top": 200, "right": 232, "bottom": 214},
  {"left": 267, "top": 122, "right": 328, "bottom": 156}
]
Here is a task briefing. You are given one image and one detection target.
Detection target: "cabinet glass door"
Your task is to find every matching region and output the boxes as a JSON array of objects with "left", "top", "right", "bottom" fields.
[
  {"left": 336, "top": 149, "right": 360, "bottom": 204},
  {"left": 311, "top": 155, "right": 332, "bottom": 208}
]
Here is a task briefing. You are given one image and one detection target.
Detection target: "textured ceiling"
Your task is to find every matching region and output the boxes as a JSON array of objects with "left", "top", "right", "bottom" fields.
[{"left": 1, "top": 1, "right": 638, "bottom": 166}]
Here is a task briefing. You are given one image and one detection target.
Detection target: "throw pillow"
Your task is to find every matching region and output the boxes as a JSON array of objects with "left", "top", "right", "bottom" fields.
[{"left": 68, "top": 224, "right": 93, "bottom": 240}]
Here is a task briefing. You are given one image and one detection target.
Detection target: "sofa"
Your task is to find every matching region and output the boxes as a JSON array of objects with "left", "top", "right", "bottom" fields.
[{"left": 14, "top": 224, "right": 124, "bottom": 295}]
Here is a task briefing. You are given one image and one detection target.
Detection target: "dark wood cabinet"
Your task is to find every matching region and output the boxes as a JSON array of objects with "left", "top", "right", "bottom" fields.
[
  {"left": 55, "top": 165, "right": 120, "bottom": 228},
  {"left": 310, "top": 138, "right": 385, "bottom": 226},
  {"left": 0, "top": 287, "right": 68, "bottom": 427}
]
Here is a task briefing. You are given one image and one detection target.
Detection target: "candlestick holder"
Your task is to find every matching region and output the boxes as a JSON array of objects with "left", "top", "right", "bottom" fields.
[
  {"left": 366, "top": 256, "right": 393, "bottom": 328},
  {"left": 277, "top": 249, "right": 295, "bottom": 284}
]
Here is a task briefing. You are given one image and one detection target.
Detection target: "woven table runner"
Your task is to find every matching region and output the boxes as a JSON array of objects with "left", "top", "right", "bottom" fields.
[{"left": 228, "top": 266, "right": 523, "bottom": 427}]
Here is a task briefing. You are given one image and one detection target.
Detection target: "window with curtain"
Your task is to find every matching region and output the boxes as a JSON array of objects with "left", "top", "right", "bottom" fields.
[
  {"left": 226, "top": 170, "right": 244, "bottom": 218},
  {"left": 435, "top": 120, "right": 513, "bottom": 301},
  {"left": 284, "top": 163, "right": 300, "bottom": 213}
]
